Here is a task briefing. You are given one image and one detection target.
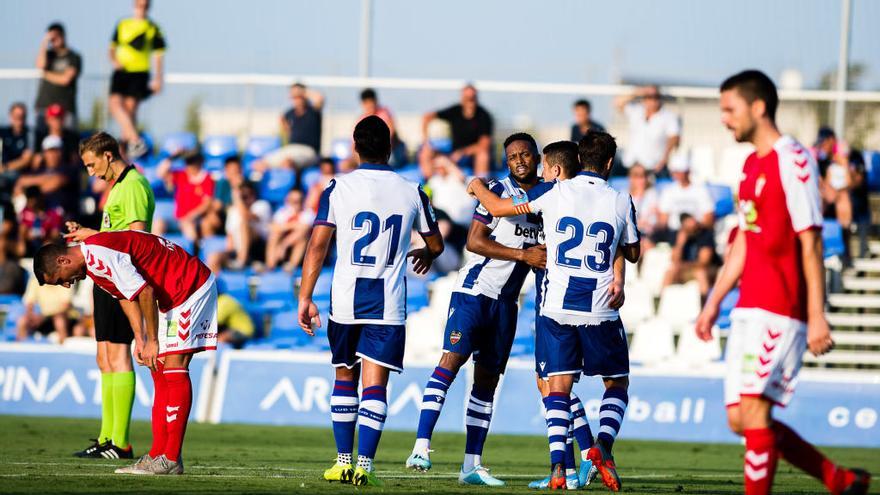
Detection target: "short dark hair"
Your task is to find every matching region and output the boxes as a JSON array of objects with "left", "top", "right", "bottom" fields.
[
  {"left": 240, "top": 181, "right": 258, "bottom": 196},
  {"left": 360, "top": 88, "right": 377, "bottom": 102},
  {"left": 353, "top": 115, "right": 391, "bottom": 163},
  {"left": 578, "top": 131, "right": 618, "bottom": 173},
  {"left": 291, "top": 82, "right": 306, "bottom": 90},
  {"left": 503, "top": 132, "right": 538, "bottom": 155},
  {"left": 9, "top": 102, "right": 26, "bottom": 114},
  {"left": 224, "top": 155, "right": 241, "bottom": 167},
  {"left": 542, "top": 141, "right": 580, "bottom": 178},
  {"left": 720, "top": 70, "right": 779, "bottom": 121},
  {"left": 47, "top": 22, "right": 65, "bottom": 36},
  {"left": 79, "top": 131, "right": 123, "bottom": 160},
  {"left": 33, "top": 242, "right": 68, "bottom": 286},
  {"left": 573, "top": 99, "right": 591, "bottom": 111}
]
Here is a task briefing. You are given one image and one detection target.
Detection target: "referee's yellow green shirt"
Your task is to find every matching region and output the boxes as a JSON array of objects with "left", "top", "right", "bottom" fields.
[
  {"left": 101, "top": 165, "right": 155, "bottom": 232},
  {"left": 111, "top": 17, "right": 166, "bottom": 73}
]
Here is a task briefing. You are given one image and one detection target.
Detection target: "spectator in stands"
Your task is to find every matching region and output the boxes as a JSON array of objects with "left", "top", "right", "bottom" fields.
[
  {"left": 628, "top": 164, "right": 659, "bottom": 250},
  {"left": 419, "top": 84, "right": 493, "bottom": 178},
  {"left": 34, "top": 104, "right": 80, "bottom": 164},
  {"left": 662, "top": 213, "right": 719, "bottom": 300},
  {"left": 266, "top": 188, "right": 314, "bottom": 271},
  {"left": 14, "top": 135, "right": 79, "bottom": 218},
  {"left": 16, "top": 186, "right": 64, "bottom": 258},
  {"left": 254, "top": 83, "right": 324, "bottom": 172},
  {"left": 16, "top": 275, "right": 76, "bottom": 343},
  {"left": 570, "top": 98, "right": 605, "bottom": 142},
  {"left": 35, "top": 22, "right": 81, "bottom": 130},
  {"left": 212, "top": 181, "right": 272, "bottom": 271},
  {"left": 217, "top": 289, "right": 255, "bottom": 349},
  {"left": 615, "top": 85, "right": 680, "bottom": 177},
  {"left": 0, "top": 231, "right": 26, "bottom": 296},
  {"left": 848, "top": 149, "right": 871, "bottom": 258},
  {"left": 359, "top": 88, "right": 407, "bottom": 166},
  {"left": 155, "top": 148, "right": 214, "bottom": 241},
  {"left": 305, "top": 157, "right": 337, "bottom": 214},
  {"left": 654, "top": 151, "right": 714, "bottom": 243},
  {"left": 423, "top": 159, "right": 473, "bottom": 271},
  {"left": 108, "top": 0, "right": 166, "bottom": 158},
  {"left": 203, "top": 156, "right": 245, "bottom": 237},
  {"left": 0, "top": 103, "right": 34, "bottom": 210},
  {"left": 813, "top": 127, "right": 854, "bottom": 263}
]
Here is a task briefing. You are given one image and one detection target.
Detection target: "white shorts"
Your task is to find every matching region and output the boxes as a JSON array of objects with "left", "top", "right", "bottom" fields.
[
  {"left": 158, "top": 275, "right": 218, "bottom": 358},
  {"left": 724, "top": 308, "right": 806, "bottom": 408}
]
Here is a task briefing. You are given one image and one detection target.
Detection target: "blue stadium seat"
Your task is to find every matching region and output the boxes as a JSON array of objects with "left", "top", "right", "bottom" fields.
[
  {"left": 715, "top": 287, "right": 740, "bottom": 331},
  {"left": 313, "top": 269, "right": 334, "bottom": 300},
  {"left": 331, "top": 138, "right": 353, "bottom": 162},
  {"left": 406, "top": 277, "right": 430, "bottom": 312},
  {"left": 153, "top": 199, "right": 176, "bottom": 223},
  {"left": 256, "top": 270, "right": 295, "bottom": 302},
  {"left": 159, "top": 132, "right": 197, "bottom": 157},
  {"left": 218, "top": 270, "right": 250, "bottom": 301},
  {"left": 822, "top": 219, "right": 846, "bottom": 259},
  {"left": 199, "top": 235, "right": 228, "bottom": 263},
  {"left": 1, "top": 299, "right": 25, "bottom": 341},
  {"left": 397, "top": 164, "right": 422, "bottom": 184},
  {"left": 259, "top": 168, "right": 296, "bottom": 206},
  {"left": 655, "top": 178, "right": 674, "bottom": 195},
  {"left": 300, "top": 166, "right": 322, "bottom": 191},
  {"left": 202, "top": 135, "right": 238, "bottom": 172},
  {"left": 242, "top": 136, "right": 282, "bottom": 173},
  {"left": 609, "top": 177, "right": 629, "bottom": 193},
  {"left": 865, "top": 150, "right": 880, "bottom": 192},
  {"left": 707, "top": 184, "right": 735, "bottom": 217},
  {"left": 429, "top": 138, "right": 453, "bottom": 154},
  {"left": 164, "top": 233, "right": 195, "bottom": 255}
]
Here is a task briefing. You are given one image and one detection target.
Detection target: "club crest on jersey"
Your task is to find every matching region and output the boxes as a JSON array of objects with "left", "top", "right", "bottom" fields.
[
  {"left": 739, "top": 199, "right": 761, "bottom": 233},
  {"left": 449, "top": 330, "right": 462, "bottom": 345},
  {"left": 101, "top": 212, "right": 111, "bottom": 229}
]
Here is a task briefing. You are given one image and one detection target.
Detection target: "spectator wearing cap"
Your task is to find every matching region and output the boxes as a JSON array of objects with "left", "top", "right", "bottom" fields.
[
  {"left": 359, "top": 88, "right": 407, "bottom": 166},
  {"left": 34, "top": 104, "right": 80, "bottom": 164},
  {"left": 156, "top": 148, "right": 215, "bottom": 241},
  {"left": 14, "top": 134, "right": 79, "bottom": 217},
  {"left": 35, "top": 22, "right": 81, "bottom": 130},
  {"left": 16, "top": 185, "right": 64, "bottom": 258},
  {"left": 570, "top": 99, "right": 606, "bottom": 142},
  {"left": 812, "top": 127, "right": 854, "bottom": 262},
  {"left": 253, "top": 83, "right": 324, "bottom": 172},
  {"left": 419, "top": 84, "right": 494, "bottom": 178},
  {"left": 0, "top": 103, "right": 34, "bottom": 212},
  {"left": 614, "top": 85, "right": 681, "bottom": 177}
]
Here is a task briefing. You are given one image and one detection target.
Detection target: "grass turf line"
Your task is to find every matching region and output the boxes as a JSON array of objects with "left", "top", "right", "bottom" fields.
[{"left": 0, "top": 415, "right": 877, "bottom": 494}]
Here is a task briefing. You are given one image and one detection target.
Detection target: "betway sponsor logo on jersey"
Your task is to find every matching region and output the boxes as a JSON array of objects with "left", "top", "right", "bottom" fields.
[{"left": 514, "top": 223, "right": 542, "bottom": 241}]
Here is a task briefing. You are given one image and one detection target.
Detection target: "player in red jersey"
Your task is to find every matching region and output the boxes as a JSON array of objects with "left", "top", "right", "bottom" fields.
[
  {"left": 695, "top": 70, "right": 870, "bottom": 495},
  {"left": 33, "top": 230, "right": 218, "bottom": 476}
]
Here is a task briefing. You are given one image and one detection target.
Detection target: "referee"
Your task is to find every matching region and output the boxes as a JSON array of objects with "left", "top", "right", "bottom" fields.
[{"left": 66, "top": 132, "right": 155, "bottom": 459}]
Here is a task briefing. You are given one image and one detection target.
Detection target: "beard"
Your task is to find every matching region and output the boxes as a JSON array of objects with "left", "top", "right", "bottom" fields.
[{"left": 734, "top": 121, "right": 757, "bottom": 144}]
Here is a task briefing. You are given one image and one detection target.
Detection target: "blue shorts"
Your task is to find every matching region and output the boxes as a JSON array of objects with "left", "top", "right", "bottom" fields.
[
  {"left": 535, "top": 315, "right": 629, "bottom": 378},
  {"left": 328, "top": 320, "right": 406, "bottom": 373},
  {"left": 442, "top": 292, "right": 518, "bottom": 375}
]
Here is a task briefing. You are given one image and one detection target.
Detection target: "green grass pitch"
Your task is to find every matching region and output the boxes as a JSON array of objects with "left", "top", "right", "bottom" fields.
[{"left": 0, "top": 415, "right": 876, "bottom": 494}]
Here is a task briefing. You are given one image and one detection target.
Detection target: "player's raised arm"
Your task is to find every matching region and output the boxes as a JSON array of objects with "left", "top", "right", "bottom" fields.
[
  {"left": 695, "top": 228, "right": 746, "bottom": 340},
  {"left": 466, "top": 220, "right": 546, "bottom": 269},
  {"left": 466, "top": 179, "right": 525, "bottom": 218}
]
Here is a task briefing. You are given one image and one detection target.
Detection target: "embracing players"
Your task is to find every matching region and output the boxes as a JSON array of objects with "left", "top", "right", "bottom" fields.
[
  {"left": 405, "top": 133, "right": 546, "bottom": 485},
  {"left": 468, "top": 131, "right": 640, "bottom": 491},
  {"left": 298, "top": 116, "right": 444, "bottom": 486},
  {"left": 695, "top": 70, "right": 870, "bottom": 495},
  {"left": 34, "top": 230, "right": 218, "bottom": 475}
]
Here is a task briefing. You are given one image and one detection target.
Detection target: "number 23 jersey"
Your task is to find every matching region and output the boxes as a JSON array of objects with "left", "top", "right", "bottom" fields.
[
  {"left": 527, "top": 171, "right": 639, "bottom": 326},
  {"left": 315, "top": 164, "right": 438, "bottom": 325}
]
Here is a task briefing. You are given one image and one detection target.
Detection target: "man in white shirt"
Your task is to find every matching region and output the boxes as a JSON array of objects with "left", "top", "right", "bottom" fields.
[
  {"left": 615, "top": 85, "right": 681, "bottom": 176},
  {"left": 656, "top": 152, "right": 715, "bottom": 236}
]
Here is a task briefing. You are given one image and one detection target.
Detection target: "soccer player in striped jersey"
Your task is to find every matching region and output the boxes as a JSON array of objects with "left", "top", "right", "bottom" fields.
[
  {"left": 405, "top": 133, "right": 546, "bottom": 486},
  {"left": 468, "top": 131, "right": 640, "bottom": 492},
  {"left": 298, "top": 116, "right": 444, "bottom": 487}
]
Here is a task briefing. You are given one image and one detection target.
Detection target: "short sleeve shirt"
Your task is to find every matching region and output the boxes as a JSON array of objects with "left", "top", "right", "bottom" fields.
[
  {"left": 283, "top": 104, "right": 322, "bottom": 153},
  {"left": 35, "top": 49, "right": 82, "bottom": 114},
  {"left": 102, "top": 166, "right": 155, "bottom": 232},
  {"left": 111, "top": 17, "right": 166, "bottom": 73},
  {"left": 436, "top": 104, "right": 493, "bottom": 151},
  {"left": 622, "top": 104, "right": 681, "bottom": 170}
]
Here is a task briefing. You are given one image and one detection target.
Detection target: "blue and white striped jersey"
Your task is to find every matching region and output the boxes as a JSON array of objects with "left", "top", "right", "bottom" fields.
[
  {"left": 527, "top": 172, "right": 639, "bottom": 325},
  {"left": 316, "top": 164, "right": 438, "bottom": 325},
  {"left": 454, "top": 176, "right": 543, "bottom": 300}
]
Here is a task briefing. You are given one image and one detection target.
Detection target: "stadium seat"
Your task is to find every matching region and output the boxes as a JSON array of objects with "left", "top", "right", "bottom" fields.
[
  {"left": 313, "top": 269, "right": 334, "bottom": 300},
  {"left": 256, "top": 270, "right": 295, "bottom": 301},
  {"left": 397, "top": 164, "right": 423, "bottom": 183},
  {"left": 654, "top": 178, "right": 674, "bottom": 195},
  {"left": 406, "top": 277, "right": 430, "bottom": 312},
  {"left": 164, "top": 233, "right": 195, "bottom": 255},
  {"left": 429, "top": 137, "right": 453, "bottom": 154},
  {"left": 609, "top": 177, "right": 629, "bottom": 193},
  {"left": 618, "top": 280, "right": 654, "bottom": 329},
  {"left": 198, "top": 235, "right": 228, "bottom": 263},
  {"left": 823, "top": 219, "right": 846, "bottom": 259},
  {"left": 706, "top": 184, "right": 735, "bottom": 217},
  {"left": 715, "top": 286, "right": 739, "bottom": 331},
  {"left": 675, "top": 323, "right": 721, "bottom": 364},
  {"left": 630, "top": 318, "right": 675, "bottom": 365},
  {"left": 864, "top": 150, "right": 880, "bottom": 192},
  {"left": 159, "top": 132, "right": 197, "bottom": 157},
  {"left": 331, "top": 138, "right": 353, "bottom": 162},
  {"left": 639, "top": 245, "right": 672, "bottom": 296},
  {"left": 202, "top": 135, "right": 238, "bottom": 172},
  {"left": 657, "top": 281, "right": 701, "bottom": 333},
  {"left": 153, "top": 198, "right": 176, "bottom": 223},
  {"left": 259, "top": 168, "right": 296, "bottom": 206},
  {"left": 1, "top": 299, "right": 25, "bottom": 341},
  {"left": 218, "top": 270, "right": 251, "bottom": 301},
  {"left": 242, "top": 135, "right": 282, "bottom": 174},
  {"left": 300, "top": 166, "right": 322, "bottom": 191}
]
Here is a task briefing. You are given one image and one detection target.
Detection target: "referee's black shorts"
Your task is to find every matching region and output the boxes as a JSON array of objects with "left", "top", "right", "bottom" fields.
[
  {"left": 93, "top": 285, "right": 135, "bottom": 344},
  {"left": 109, "top": 70, "right": 152, "bottom": 101}
]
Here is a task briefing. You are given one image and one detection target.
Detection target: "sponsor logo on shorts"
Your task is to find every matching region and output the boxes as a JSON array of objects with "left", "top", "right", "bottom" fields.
[{"left": 449, "top": 330, "right": 462, "bottom": 345}]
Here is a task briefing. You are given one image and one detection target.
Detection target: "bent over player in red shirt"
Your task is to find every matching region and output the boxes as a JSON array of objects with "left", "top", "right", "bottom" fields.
[
  {"left": 34, "top": 230, "right": 218, "bottom": 476},
  {"left": 696, "top": 70, "right": 869, "bottom": 495}
]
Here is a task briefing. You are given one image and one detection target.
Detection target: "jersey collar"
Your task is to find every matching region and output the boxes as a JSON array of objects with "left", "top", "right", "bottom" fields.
[
  {"left": 114, "top": 164, "right": 135, "bottom": 184},
  {"left": 359, "top": 163, "right": 393, "bottom": 171},
  {"left": 577, "top": 170, "right": 606, "bottom": 181}
]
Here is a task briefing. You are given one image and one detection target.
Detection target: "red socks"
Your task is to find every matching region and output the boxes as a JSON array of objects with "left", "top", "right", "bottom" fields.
[
  {"left": 772, "top": 421, "right": 852, "bottom": 495},
  {"left": 162, "top": 367, "right": 192, "bottom": 462},
  {"left": 148, "top": 362, "right": 168, "bottom": 458},
  {"left": 744, "top": 428, "right": 778, "bottom": 495}
]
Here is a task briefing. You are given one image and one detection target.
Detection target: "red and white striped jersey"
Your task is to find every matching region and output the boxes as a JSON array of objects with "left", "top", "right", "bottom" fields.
[{"left": 82, "top": 231, "right": 211, "bottom": 312}]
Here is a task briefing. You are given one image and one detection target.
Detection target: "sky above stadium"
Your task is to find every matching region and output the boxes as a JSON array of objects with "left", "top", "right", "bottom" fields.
[{"left": 1, "top": 0, "right": 879, "bottom": 132}]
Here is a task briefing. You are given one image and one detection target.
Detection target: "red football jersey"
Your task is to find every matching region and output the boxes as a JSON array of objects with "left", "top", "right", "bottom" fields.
[
  {"left": 736, "top": 135, "right": 823, "bottom": 322},
  {"left": 82, "top": 231, "right": 211, "bottom": 312}
]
